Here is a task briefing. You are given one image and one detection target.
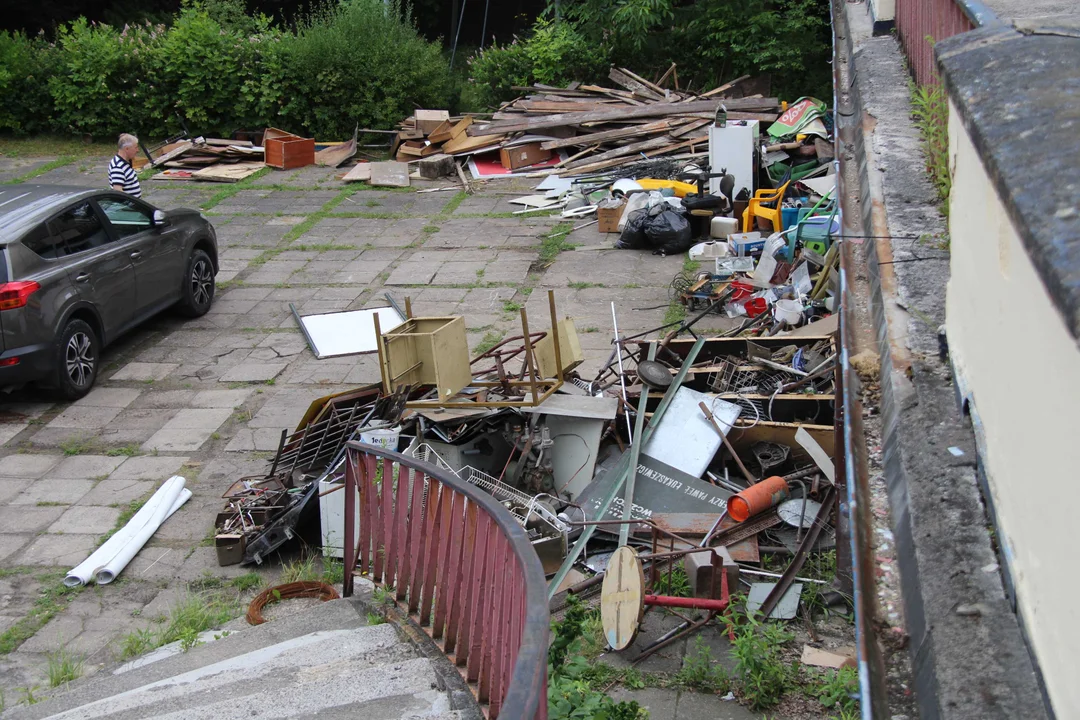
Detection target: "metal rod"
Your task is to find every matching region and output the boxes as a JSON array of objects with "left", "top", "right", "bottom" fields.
[
  {"left": 758, "top": 485, "right": 836, "bottom": 619},
  {"left": 698, "top": 400, "right": 756, "bottom": 485},
  {"left": 548, "top": 290, "right": 564, "bottom": 384},
  {"left": 548, "top": 338, "right": 706, "bottom": 598},
  {"left": 620, "top": 342, "right": 655, "bottom": 548},
  {"left": 611, "top": 302, "right": 634, "bottom": 440}
]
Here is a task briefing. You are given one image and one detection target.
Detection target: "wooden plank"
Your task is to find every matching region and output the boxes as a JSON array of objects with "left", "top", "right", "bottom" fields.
[
  {"left": 618, "top": 67, "right": 670, "bottom": 98},
  {"left": 442, "top": 131, "right": 506, "bottom": 155},
  {"left": 518, "top": 100, "right": 633, "bottom": 113},
  {"left": 471, "top": 98, "right": 777, "bottom": 136},
  {"left": 429, "top": 116, "right": 473, "bottom": 145},
  {"left": 564, "top": 128, "right": 707, "bottom": 170},
  {"left": 566, "top": 137, "right": 707, "bottom": 174},
  {"left": 600, "top": 546, "right": 644, "bottom": 651},
  {"left": 668, "top": 118, "right": 712, "bottom": 138},
  {"left": 191, "top": 161, "right": 265, "bottom": 183},
  {"left": 608, "top": 68, "right": 664, "bottom": 101},
  {"left": 314, "top": 128, "right": 358, "bottom": 168},
  {"left": 369, "top": 161, "right": 410, "bottom": 188},
  {"left": 539, "top": 119, "right": 678, "bottom": 150},
  {"left": 150, "top": 141, "right": 194, "bottom": 168},
  {"left": 341, "top": 163, "right": 372, "bottom": 182},
  {"left": 699, "top": 75, "right": 753, "bottom": 99},
  {"left": 204, "top": 138, "right": 253, "bottom": 147}
]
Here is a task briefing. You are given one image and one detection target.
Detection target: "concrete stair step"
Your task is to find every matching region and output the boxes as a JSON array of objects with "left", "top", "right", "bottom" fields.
[{"left": 7, "top": 624, "right": 441, "bottom": 720}]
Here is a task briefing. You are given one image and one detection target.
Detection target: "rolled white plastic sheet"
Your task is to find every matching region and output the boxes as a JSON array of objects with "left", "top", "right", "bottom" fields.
[{"left": 64, "top": 476, "right": 190, "bottom": 587}]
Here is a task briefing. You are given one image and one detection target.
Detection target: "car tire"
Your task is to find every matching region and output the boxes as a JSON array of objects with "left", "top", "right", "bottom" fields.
[
  {"left": 178, "top": 248, "right": 215, "bottom": 318},
  {"left": 54, "top": 318, "right": 99, "bottom": 401}
]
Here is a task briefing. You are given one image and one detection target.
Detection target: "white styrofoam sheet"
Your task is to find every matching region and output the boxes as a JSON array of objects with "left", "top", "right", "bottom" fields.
[
  {"left": 299, "top": 306, "right": 404, "bottom": 358},
  {"left": 642, "top": 387, "right": 741, "bottom": 478}
]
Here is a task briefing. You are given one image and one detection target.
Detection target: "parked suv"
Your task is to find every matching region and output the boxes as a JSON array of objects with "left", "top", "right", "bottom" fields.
[{"left": 0, "top": 186, "right": 218, "bottom": 400}]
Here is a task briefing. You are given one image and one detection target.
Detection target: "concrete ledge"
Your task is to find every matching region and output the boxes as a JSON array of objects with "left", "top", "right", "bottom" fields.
[{"left": 840, "top": 3, "right": 1049, "bottom": 719}]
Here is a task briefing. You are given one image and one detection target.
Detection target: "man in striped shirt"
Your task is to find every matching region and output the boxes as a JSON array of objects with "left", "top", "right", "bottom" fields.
[{"left": 108, "top": 133, "right": 142, "bottom": 198}]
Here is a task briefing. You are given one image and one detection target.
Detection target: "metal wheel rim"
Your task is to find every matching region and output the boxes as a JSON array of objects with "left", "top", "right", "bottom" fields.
[
  {"left": 65, "top": 331, "right": 94, "bottom": 387},
  {"left": 191, "top": 259, "right": 213, "bottom": 306}
]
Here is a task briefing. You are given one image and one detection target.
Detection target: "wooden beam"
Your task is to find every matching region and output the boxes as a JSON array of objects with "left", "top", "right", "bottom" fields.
[
  {"left": 470, "top": 98, "right": 777, "bottom": 136},
  {"left": 699, "top": 75, "right": 752, "bottom": 99},
  {"left": 539, "top": 119, "right": 680, "bottom": 150}
]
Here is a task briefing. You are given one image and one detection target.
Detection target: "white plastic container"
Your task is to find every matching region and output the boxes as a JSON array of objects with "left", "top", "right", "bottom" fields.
[
  {"left": 774, "top": 299, "right": 804, "bottom": 325},
  {"left": 360, "top": 426, "right": 401, "bottom": 450},
  {"left": 689, "top": 240, "right": 730, "bottom": 260},
  {"left": 710, "top": 216, "right": 739, "bottom": 239}
]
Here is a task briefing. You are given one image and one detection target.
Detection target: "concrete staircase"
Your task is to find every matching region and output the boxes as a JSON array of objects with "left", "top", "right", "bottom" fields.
[{"left": 5, "top": 597, "right": 477, "bottom": 720}]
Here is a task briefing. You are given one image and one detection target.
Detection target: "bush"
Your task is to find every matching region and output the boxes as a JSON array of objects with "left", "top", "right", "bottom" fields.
[
  {"left": 466, "top": 19, "right": 608, "bottom": 109},
  {"left": 278, "top": 0, "right": 453, "bottom": 138},
  {"left": 48, "top": 18, "right": 167, "bottom": 137},
  {"left": 2, "top": 0, "right": 450, "bottom": 141},
  {"left": 0, "top": 31, "right": 56, "bottom": 135}
]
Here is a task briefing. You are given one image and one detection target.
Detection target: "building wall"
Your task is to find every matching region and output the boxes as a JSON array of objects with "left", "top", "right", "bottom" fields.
[{"left": 946, "top": 99, "right": 1080, "bottom": 716}]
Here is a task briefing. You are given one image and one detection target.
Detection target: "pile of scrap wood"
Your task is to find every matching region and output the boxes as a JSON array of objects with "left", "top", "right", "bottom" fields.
[
  {"left": 151, "top": 138, "right": 265, "bottom": 183},
  {"left": 390, "top": 68, "right": 781, "bottom": 178}
]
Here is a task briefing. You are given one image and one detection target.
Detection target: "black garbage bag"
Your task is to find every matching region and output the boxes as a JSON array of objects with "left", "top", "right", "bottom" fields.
[
  {"left": 615, "top": 209, "right": 649, "bottom": 249},
  {"left": 645, "top": 208, "right": 693, "bottom": 255}
]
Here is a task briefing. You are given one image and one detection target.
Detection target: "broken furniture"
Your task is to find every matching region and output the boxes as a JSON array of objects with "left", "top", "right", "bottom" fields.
[
  {"left": 742, "top": 179, "right": 793, "bottom": 233},
  {"left": 264, "top": 127, "right": 315, "bottom": 170}
]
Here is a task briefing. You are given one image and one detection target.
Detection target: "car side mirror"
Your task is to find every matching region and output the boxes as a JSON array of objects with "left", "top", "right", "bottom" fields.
[{"left": 152, "top": 210, "right": 170, "bottom": 227}]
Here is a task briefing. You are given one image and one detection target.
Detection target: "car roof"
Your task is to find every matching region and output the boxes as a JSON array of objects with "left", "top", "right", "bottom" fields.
[{"left": 0, "top": 185, "right": 105, "bottom": 245}]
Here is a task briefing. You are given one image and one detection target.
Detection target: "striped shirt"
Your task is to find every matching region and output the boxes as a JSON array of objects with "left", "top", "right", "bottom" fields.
[{"left": 107, "top": 154, "right": 141, "bottom": 198}]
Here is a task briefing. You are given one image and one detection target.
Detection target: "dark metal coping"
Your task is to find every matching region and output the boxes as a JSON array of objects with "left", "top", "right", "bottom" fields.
[
  {"left": 936, "top": 25, "right": 1080, "bottom": 341},
  {"left": 345, "top": 442, "right": 550, "bottom": 719}
]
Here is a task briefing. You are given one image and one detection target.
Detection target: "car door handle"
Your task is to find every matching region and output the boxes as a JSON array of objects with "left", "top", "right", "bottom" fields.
[
  {"left": 130, "top": 251, "right": 141, "bottom": 259},
  {"left": 75, "top": 273, "right": 90, "bottom": 283}
]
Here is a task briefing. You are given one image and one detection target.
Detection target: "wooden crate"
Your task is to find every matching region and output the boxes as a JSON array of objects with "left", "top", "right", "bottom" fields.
[
  {"left": 263, "top": 127, "right": 315, "bottom": 170},
  {"left": 379, "top": 317, "right": 471, "bottom": 400}
]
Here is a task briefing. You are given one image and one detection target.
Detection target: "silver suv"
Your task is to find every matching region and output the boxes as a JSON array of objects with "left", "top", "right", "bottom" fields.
[{"left": 0, "top": 185, "right": 218, "bottom": 399}]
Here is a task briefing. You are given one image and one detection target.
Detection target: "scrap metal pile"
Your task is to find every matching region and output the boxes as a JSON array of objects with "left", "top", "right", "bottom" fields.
[{"left": 213, "top": 289, "right": 844, "bottom": 658}]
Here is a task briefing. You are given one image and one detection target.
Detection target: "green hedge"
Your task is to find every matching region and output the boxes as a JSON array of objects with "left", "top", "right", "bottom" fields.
[{"left": 0, "top": 0, "right": 452, "bottom": 139}]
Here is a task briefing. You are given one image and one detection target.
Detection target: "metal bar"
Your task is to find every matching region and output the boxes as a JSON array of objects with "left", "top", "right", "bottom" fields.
[
  {"left": 519, "top": 308, "right": 540, "bottom": 403},
  {"left": 373, "top": 311, "right": 390, "bottom": 394},
  {"left": 481, "top": 536, "right": 507, "bottom": 703},
  {"left": 547, "top": 289, "right": 563, "bottom": 383},
  {"left": 417, "top": 480, "right": 443, "bottom": 620},
  {"left": 758, "top": 485, "right": 836, "bottom": 619},
  {"left": 343, "top": 453, "right": 358, "bottom": 597},
  {"left": 432, "top": 490, "right": 458, "bottom": 637},
  {"left": 358, "top": 454, "right": 375, "bottom": 577},
  {"left": 455, "top": 503, "right": 481, "bottom": 663},
  {"left": 620, "top": 342, "right": 656, "bottom": 547},
  {"left": 269, "top": 429, "right": 288, "bottom": 477},
  {"left": 644, "top": 595, "right": 729, "bottom": 611},
  {"left": 374, "top": 457, "right": 392, "bottom": 583},
  {"left": 466, "top": 514, "right": 492, "bottom": 681},
  {"left": 610, "top": 302, "right": 634, "bottom": 441},
  {"left": 405, "top": 470, "right": 427, "bottom": 609},
  {"left": 548, "top": 337, "right": 706, "bottom": 597}
]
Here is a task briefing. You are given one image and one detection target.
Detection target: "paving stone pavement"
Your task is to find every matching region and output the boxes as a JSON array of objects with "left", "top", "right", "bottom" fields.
[{"left": 0, "top": 154, "right": 757, "bottom": 711}]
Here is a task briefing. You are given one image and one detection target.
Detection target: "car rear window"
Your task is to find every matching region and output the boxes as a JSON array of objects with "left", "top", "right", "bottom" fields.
[
  {"left": 21, "top": 223, "right": 67, "bottom": 259},
  {"left": 50, "top": 202, "right": 111, "bottom": 255}
]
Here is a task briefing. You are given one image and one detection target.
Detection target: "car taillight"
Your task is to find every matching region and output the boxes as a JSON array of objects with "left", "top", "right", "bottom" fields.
[{"left": 0, "top": 281, "right": 40, "bottom": 311}]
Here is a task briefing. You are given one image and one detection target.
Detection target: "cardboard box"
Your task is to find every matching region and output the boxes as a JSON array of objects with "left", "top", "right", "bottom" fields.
[
  {"left": 263, "top": 127, "right": 315, "bottom": 170},
  {"left": 500, "top": 142, "right": 552, "bottom": 171},
  {"left": 597, "top": 200, "right": 626, "bottom": 233}
]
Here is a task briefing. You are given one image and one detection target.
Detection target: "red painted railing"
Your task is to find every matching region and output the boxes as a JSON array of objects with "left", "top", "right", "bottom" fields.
[
  {"left": 342, "top": 442, "right": 549, "bottom": 720},
  {"left": 897, "top": 0, "right": 974, "bottom": 84}
]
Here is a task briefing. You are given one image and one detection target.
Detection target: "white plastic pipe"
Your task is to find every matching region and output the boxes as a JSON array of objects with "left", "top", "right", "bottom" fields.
[{"left": 64, "top": 476, "right": 190, "bottom": 587}]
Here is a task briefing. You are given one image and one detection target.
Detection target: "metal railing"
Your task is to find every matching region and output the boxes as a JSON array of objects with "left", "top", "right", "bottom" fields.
[
  {"left": 896, "top": 0, "right": 988, "bottom": 85},
  {"left": 342, "top": 442, "right": 549, "bottom": 720}
]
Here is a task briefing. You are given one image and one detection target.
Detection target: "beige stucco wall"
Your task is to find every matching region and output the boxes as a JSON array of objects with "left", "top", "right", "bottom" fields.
[{"left": 946, "top": 100, "right": 1080, "bottom": 716}]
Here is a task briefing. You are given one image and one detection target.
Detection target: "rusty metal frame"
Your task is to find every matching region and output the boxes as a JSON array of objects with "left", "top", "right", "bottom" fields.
[{"left": 343, "top": 442, "right": 549, "bottom": 719}]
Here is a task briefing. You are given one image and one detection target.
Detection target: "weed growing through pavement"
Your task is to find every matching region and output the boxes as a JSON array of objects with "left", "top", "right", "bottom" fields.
[
  {"left": 651, "top": 566, "right": 691, "bottom": 597},
  {"left": 58, "top": 437, "right": 97, "bottom": 456},
  {"left": 0, "top": 573, "right": 83, "bottom": 655},
  {"left": 473, "top": 330, "right": 505, "bottom": 355},
  {"left": 807, "top": 666, "right": 859, "bottom": 716},
  {"left": 104, "top": 443, "right": 141, "bottom": 457},
  {"left": 46, "top": 647, "right": 84, "bottom": 687},
  {"left": 567, "top": 281, "right": 603, "bottom": 289},
  {"left": 365, "top": 612, "right": 386, "bottom": 625},
  {"left": 539, "top": 223, "right": 577, "bottom": 264},
  {"left": 725, "top": 603, "right": 795, "bottom": 710},
  {"left": 674, "top": 637, "right": 731, "bottom": 693}
]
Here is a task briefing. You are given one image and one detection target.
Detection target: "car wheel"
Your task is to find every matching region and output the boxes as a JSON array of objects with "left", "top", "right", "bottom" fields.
[
  {"left": 179, "top": 248, "right": 215, "bottom": 317},
  {"left": 54, "top": 318, "right": 99, "bottom": 401}
]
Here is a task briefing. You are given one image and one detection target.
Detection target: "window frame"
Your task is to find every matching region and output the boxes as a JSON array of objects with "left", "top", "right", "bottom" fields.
[{"left": 94, "top": 194, "right": 156, "bottom": 240}]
